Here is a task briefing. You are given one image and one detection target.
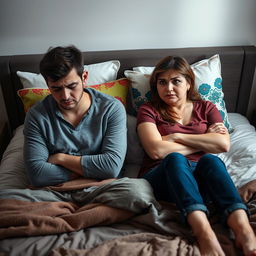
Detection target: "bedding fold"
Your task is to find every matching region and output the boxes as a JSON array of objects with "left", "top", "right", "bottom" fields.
[
  {"left": 49, "top": 232, "right": 201, "bottom": 256},
  {"left": 1, "top": 177, "right": 256, "bottom": 255},
  {"left": 0, "top": 177, "right": 158, "bottom": 239},
  {"left": 0, "top": 199, "right": 134, "bottom": 239}
]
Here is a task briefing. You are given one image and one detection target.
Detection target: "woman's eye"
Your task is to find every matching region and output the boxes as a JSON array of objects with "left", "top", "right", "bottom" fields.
[
  {"left": 173, "top": 79, "right": 181, "bottom": 85},
  {"left": 158, "top": 80, "right": 167, "bottom": 86}
]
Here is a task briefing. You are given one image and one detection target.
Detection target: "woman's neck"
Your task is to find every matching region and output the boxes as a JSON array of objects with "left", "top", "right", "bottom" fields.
[{"left": 171, "top": 100, "right": 193, "bottom": 125}]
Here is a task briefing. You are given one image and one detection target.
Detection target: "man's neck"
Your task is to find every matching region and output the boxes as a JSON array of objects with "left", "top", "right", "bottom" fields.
[{"left": 61, "top": 92, "right": 91, "bottom": 127}]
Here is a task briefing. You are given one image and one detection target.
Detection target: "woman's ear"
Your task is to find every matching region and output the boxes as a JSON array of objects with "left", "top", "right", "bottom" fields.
[{"left": 187, "top": 83, "right": 191, "bottom": 92}]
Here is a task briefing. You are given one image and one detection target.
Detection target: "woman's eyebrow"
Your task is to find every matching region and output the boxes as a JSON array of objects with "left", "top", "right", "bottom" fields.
[{"left": 158, "top": 76, "right": 180, "bottom": 80}]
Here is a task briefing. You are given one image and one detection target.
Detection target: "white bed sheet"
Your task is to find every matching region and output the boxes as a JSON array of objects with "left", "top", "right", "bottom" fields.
[
  {"left": 0, "top": 113, "right": 255, "bottom": 189},
  {"left": 217, "top": 113, "right": 256, "bottom": 187}
]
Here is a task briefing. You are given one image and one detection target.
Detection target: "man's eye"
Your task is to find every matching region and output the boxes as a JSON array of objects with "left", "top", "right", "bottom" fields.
[
  {"left": 67, "top": 84, "right": 77, "bottom": 89},
  {"left": 52, "top": 88, "right": 61, "bottom": 92}
]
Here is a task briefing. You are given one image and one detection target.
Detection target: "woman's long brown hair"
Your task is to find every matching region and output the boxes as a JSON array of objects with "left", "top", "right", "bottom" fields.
[{"left": 150, "top": 56, "right": 201, "bottom": 123}]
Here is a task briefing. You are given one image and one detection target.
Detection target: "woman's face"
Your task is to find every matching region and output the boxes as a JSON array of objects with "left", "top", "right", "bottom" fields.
[{"left": 156, "top": 69, "right": 190, "bottom": 106}]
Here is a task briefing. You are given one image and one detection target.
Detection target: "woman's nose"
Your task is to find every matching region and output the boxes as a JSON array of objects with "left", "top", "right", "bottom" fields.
[{"left": 167, "top": 81, "right": 173, "bottom": 91}]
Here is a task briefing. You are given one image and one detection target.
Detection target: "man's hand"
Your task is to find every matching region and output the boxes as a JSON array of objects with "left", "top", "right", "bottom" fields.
[
  {"left": 48, "top": 153, "right": 83, "bottom": 177},
  {"left": 48, "top": 153, "right": 65, "bottom": 165}
]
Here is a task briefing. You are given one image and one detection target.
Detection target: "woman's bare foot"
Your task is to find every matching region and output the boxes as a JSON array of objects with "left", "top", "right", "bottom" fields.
[
  {"left": 227, "top": 209, "right": 256, "bottom": 256},
  {"left": 188, "top": 210, "right": 225, "bottom": 255},
  {"left": 235, "top": 229, "right": 256, "bottom": 256},
  {"left": 197, "top": 229, "right": 225, "bottom": 256}
]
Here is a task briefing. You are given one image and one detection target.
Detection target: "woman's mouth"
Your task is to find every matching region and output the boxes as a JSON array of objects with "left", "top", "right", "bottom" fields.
[{"left": 166, "top": 94, "right": 176, "bottom": 98}]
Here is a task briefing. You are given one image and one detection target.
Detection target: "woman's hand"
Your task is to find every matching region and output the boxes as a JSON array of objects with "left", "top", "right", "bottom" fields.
[
  {"left": 207, "top": 122, "right": 228, "bottom": 134},
  {"left": 162, "top": 133, "right": 180, "bottom": 142},
  {"left": 137, "top": 122, "right": 199, "bottom": 160}
]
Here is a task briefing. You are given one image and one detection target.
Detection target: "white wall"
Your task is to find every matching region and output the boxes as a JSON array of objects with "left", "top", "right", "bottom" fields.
[{"left": 0, "top": 0, "right": 255, "bottom": 56}]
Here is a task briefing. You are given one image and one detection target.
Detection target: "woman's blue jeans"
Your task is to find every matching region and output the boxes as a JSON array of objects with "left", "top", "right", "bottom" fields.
[{"left": 143, "top": 152, "right": 247, "bottom": 222}]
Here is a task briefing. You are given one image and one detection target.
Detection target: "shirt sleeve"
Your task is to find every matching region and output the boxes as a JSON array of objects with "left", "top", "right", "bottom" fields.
[
  {"left": 23, "top": 109, "right": 72, "bottom": 187},
  {"left": 81, "top": 101, "right": 127, "bottom": 179},
  {"left": 205, "top": 101, "right": 223, "bottom": 126},
  {"left": 137, "top": 103, "right": 157, "bottom": 126}
]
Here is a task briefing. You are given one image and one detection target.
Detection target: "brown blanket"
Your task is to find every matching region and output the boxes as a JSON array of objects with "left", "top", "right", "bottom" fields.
[
  {"left": 0, "top": 199, "right": 134, "bottom": 239},
  {"left": 0, "top": 178, "right": 134, "bottom": 239}
]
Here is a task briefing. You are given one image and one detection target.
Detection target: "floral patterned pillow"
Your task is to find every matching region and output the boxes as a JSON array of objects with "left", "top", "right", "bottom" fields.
[
  {"left": 191, "top": 55, "right": 233, "bottom": 132},
  {"left": 124, "top": 70, "right": 152, "bottom": 111},
  {"left": 125, "top": 54, "right": 233, "bottom": 133},
  {"left": 17, "top": 78, "right": 130, "bottom": 112},
  {"left": 17, "top": 88, "right": 51, "bottom": 112},
  {"left": 87, "top": 78, "right": 130, "bottom": 107}
]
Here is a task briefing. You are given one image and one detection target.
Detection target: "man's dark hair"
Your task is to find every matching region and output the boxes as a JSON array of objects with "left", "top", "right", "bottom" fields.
[{"left": 40, "top": 45, "right": 84, "bottom": 82}]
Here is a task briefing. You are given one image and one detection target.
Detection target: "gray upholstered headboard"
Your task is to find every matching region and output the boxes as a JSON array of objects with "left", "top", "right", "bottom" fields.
[{"left": 0, "top": 45, "right": 255, "bottom": 133}]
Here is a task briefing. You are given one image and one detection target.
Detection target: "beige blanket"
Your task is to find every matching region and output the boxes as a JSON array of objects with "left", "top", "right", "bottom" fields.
[
  {"left": 49, "top": 229, "right": 244, "bottom": 256},
  {"left": 50, "top": 233, "right": 201, "bottom": 256}
]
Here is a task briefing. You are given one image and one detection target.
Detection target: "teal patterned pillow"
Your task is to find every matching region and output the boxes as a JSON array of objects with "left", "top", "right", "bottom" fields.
[
  {"left": 191, "top": 54, "right": 233, "bottom": 132},
  {"left": 124, "top": 70, "right": 152, "bottom": 111}
]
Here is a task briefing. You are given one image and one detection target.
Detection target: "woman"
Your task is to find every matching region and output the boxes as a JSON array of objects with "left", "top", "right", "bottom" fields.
[{"left": 137, "top": 56, "right": 256, "bottom": 255}]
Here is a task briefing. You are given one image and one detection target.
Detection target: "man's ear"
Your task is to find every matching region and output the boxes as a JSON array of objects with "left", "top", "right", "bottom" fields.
[{"left": 82, "top": 71, "right": 88, "bottom": 86}]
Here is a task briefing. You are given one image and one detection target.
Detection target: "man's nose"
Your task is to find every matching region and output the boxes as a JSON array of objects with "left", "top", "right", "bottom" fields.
[{"left": 62, "top": 88, "right": 70, "bottom": 99}]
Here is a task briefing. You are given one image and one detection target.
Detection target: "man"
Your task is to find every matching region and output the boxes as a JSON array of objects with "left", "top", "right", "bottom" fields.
[
  {"left": 24, "top": 45, "right": 127, "bottom": 187},
  {"left": 21, "top": 45, "right": 156, "bottom": 215}
]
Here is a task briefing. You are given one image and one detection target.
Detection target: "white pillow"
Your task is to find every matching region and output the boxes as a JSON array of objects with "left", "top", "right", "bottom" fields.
[
  {"left": 17, "top": 72, "right": 47, "bottom": 89},
  {"left": 133, "top": 66, "right": 154, "bottom": 74},
  {"left": 126, "top": 55, "right": 233, "bottom": 132},
  {"left": 84, "top": 60, "right": 120, "bottom": 86},
  {"left": 17, "top": 60, "right": 120, "bottom": 88}
]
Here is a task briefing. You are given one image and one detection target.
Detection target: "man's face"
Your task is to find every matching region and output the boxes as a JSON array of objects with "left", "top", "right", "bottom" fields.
[{"left": 47, "top": 68, "right": 87, "bottom": 111}]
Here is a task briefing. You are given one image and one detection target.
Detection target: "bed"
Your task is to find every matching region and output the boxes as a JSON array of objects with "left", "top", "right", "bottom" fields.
[{"left": 0, "top": 45, "right": 256, "bottom": 256}]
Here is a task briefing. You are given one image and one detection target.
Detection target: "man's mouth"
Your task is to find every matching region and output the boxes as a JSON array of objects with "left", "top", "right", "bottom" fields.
[{"left": 62, "top": 100, "right": 74, "bottom": 105}]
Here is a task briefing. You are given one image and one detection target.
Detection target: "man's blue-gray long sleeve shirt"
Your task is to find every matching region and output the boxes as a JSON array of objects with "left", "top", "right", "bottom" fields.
[{"left": 23, "top": 88, "right": 127, "bottom": 187}]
